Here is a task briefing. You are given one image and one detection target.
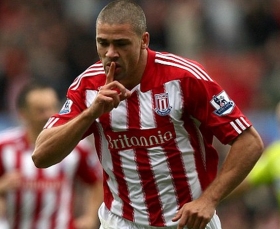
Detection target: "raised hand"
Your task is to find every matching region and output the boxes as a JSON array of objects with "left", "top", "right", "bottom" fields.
[{"left": 89, "top": 62, "right": 131, "bottom": 118}]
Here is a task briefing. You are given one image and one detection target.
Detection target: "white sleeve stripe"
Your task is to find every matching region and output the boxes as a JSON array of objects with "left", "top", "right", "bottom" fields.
[
  {"left": 69, "top": 62, "right": 104, "bottom": 90},
  {"left": 44, "top": 117, "right": 59, "bottom": 129},
  {"left": 155, "top": 55, "right": 207, "bottom": 81},
  {"left": 240, "top": 117, "right": 250, "bottom": 127},
  {"left": 230, "top": 121, "right": 242, "bottom": 134},
  {"left": 43, "top": 117, "right": 55, "bottom": 128},
  {"left": 235, "top": 118, "right": 246, "bottom": 130},
  {"left": 70, "top": 71, "right": 105, "bottom": 90},
  {"left": 155, "top": 59, "right": 206, "bottom": 81},
  {"left": 155, "top": 53, "right": 213, "bottom": 81}
]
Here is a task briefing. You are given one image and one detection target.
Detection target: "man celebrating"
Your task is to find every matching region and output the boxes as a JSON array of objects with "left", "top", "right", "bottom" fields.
[{"left": 32, "top": 1, "right": 263, "bottom": 229}]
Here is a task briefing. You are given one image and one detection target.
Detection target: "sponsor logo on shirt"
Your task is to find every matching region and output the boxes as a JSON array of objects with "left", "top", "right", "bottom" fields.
[
  {"left": 154, "top": 93, "right": 172, "bottom": 116},
  {"left": 22, "top": 178, "right": 63, "bottom": 190},
  {"left": 59, "top": 99, "right": 73, "bottom": 114},
  {"left": 210, "top": 91, "right": 234, "bottom": 116},
  {"left": 105, "top": 123, "right": 176, "bottom": 150}
]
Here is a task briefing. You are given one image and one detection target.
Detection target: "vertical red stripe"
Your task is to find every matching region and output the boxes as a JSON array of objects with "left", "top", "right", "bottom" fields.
[
  {"left": 183, "top": 117, "right": 211, "bottom": 191},
  {"left": 103, "top": 172, "right": 114, "bottom": 210},
  {"left": 135, "top": 148, "right": 165, "bottom": 226},
  {"left": 163, "top": 148, "right": 192, "bottom": 206},
  {"left": 97, "top": 114, "right": 115, "bottom": 211},
  {"left": 112, "top": 150, "right": 134, "bottom": 220}
]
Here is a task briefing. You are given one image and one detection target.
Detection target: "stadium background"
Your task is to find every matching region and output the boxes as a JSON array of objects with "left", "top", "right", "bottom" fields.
[{"left": 0, "top": 0, "right": 279, "bottom": 228}]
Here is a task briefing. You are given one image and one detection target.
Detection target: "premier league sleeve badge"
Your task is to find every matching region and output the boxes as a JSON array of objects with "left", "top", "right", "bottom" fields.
[{"left": 210, "top": 91, "right": 235, "bottom": 116}]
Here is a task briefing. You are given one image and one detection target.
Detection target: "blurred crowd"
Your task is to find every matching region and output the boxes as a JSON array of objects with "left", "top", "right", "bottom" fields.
[{"left": 0, "top": 0, "right": 280, "bottom": 228}]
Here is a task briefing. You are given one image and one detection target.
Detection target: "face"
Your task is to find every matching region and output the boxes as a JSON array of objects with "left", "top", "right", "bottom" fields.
[
  {"left": 20, "top": 88, "right": 59, "bottom": 133},
  {"left": 96, "top": 22, "right": 149, "bottom": 87}
]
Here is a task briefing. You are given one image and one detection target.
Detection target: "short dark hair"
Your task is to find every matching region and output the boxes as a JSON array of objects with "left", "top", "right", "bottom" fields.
[
  {"left": 96, "top": 0, "right": 147, "bottom": 36},
  {"left": 16, "top": 81, "right": 55, "bottom": 110}
]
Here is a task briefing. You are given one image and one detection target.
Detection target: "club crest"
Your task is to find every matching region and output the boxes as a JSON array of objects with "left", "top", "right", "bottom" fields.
[
  {"left": 210, "top": 91, "right": 234, "bottom": 116},
  {"left": 154, "top": 93, "right": 172, "bottom": 116}
]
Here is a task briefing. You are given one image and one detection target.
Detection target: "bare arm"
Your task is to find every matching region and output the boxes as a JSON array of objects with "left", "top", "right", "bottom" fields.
[
  {"left": 0, "top": 171, "right": 22, "bottom": 195},
  {"left": 32, "top": 62, "right": 131, "bottom": 168},
  {"left": 32, "top": 110, "right": 96, "bottom": 168},
  {"left": 173, "top": 126, "right": 264, "bottom": 229},
  {"left": 74, "top": 181, "right": 104, "bottom": 229}
]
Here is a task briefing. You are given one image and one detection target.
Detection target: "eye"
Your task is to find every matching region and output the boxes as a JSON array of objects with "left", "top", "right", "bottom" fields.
[
  {"left": 97, "top": 40, "right": 109, "bottom": 47},
  {"left": 114, "top": 39, "right": 130, "bottom": 47},
  {"left": 116, "top": 41, "right": 128, "bottom": 47}
]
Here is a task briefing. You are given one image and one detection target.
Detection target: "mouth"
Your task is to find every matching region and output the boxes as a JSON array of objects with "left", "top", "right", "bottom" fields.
[{"left": 105, "top": 62, "right": 121, "bottom": 74}]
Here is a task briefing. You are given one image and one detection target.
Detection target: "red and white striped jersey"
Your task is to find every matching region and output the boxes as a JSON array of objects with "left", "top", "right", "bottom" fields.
[
  {"left": 45, "top": 49, "right": 252, "bottom": 227},
  {"left": 0, "top": 127, "right": 102, "bottom": 229}
]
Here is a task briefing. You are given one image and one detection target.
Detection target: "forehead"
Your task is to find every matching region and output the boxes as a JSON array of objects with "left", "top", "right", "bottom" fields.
[
  {"left": 96, "top": 22, "right": 138, "bottom": 40},
  {"left": 27, "top": 89, "right": 57, "bottom": 106}
]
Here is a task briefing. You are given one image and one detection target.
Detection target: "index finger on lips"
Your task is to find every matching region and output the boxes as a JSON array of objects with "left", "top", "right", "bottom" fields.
[{"left": 105, "top": 62, "right": 115, "bottom": 85}]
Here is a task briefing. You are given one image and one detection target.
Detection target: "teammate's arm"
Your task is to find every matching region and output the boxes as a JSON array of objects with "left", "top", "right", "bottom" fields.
[
  {"left": 32, "top": 62, "right": 131, "bottom": 168},
  {"left": 74, "top": 181, "right": 103, "bottom": 229},
  {"left": 173, "top": 126, "right": 263, "bottom": 229}
]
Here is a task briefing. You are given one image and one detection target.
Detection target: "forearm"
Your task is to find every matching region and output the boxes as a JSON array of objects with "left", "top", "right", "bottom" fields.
[
  {"left": 85, "top": 182, "right": 103, "bottom": 226},
  {"left": 32, "top": 109, "right": 95, "bottom": 168},
  {"left": 75, "top": 182, "right": 104, "bottom": 229},
  {"left": 200, "top": 127, "right": 263, "bottom": 208}
]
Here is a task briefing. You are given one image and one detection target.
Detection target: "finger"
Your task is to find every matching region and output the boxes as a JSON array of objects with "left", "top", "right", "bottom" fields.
[
  {"left": 119, "top": 89, "right": 131, "bottom": 101},
  {"left": 172, "top": 210, "right": 182, "bottom": 222},
  {"left": 105, "top": 62, "right": 116, "bottom": 85}
]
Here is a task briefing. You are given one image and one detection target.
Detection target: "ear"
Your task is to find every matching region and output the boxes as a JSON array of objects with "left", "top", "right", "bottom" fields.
[{"left": 141, "top": 32, "right": 150, "bottom": 49}]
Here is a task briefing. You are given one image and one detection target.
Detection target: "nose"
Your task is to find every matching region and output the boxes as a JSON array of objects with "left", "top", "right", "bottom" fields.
[{"left": 106, "top": 44, "right": 119, "bottom": 58}]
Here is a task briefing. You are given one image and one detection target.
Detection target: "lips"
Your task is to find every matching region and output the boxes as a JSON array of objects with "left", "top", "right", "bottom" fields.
[
  {"left": 106, "top": 62, "right": 120, "bottom": 68},
  {"left": 105, "top": 62, "right": 121, "bottom": 74}
]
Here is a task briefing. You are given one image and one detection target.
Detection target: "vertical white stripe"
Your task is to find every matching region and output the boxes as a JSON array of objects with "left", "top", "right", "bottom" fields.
[
  {"left": 3, "top": 146, "right": 16, "bottom": 227},
  {"left": 119, "top": 149, "right": 148, "bottom": 222},
  {"left": 147, "top": 147, "right": 177, "bottom": 224},
  {"left": 138, "top": 90, "right": 155, "bottom": 129},
  {"left": 85, "top": 90, "right": 98, "bottom": 108},
  {"left": 21, "top": 190, "right": 36, "bottom": 229},
  {"left": 56, "top": 181, "right": 71, "bottom": 229},
  {"left": 3, "top": 146, "right": 16, "bottom": 171},
  {"left": 36, "top": 164, "right": 62, "bottom": 228},
  {"left": 111, "top": 100, "right": 128, "bottom": 131},
  {"left": 22, "top": 150, "right": 37, "bottom": 179},
  {"left": 36, "top": 191, "right": 57, "bottom": 229}
]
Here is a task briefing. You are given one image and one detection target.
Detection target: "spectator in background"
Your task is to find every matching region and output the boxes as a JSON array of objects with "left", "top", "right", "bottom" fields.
[{"left": 0, "top": 82, "right": 103, "bottom": 229}]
